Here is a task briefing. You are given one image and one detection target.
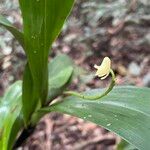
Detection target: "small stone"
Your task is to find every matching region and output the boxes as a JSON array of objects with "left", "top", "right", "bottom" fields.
[
  {"left": 143, "top": 73, "right": 150, "bottom": 87},
  {"left": 128, "top": 62, "right": 141, "bottom": 76},
  {"left": 2, "top": 47, "right": 12, "bottom": 55}
]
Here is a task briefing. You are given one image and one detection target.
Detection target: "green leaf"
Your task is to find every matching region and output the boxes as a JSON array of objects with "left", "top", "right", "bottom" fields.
[
  {"left": 49, "top": 66, "right": 73, "bottom": 89},
  {"left": 22, "top": 63, "right": 36, "bottom": 124},
  {"left": 49, "top": 54, "right": 74, "bottom": 76},
  {"left": 19, "top": 0, "right": 74, "bottom": 123},
  {"left": 41, "top": 86, "right": 150, "bottom": 150},
  {"left": 0, "top": 81, "right": 23, "bottom": 150},
  {"left": 48, "top": 54, "right": 74, "bottom": 88},
  {"left": 117, "top": 140, "right": 137, "bottom": 150},
  {"left": 0, "top": 15, "right": 24, "bottom": 48},
  {"left": 48, "top": 54, "right": 74, "bottom": 102}
]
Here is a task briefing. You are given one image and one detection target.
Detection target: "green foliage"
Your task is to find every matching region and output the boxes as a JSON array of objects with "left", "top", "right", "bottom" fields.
[
  {"left": 41, "top": 86, "right": 150, "bottom": 150},
  {"left": 48, "top": 54, "right": 74, "bottom": 102},
  {"left": 0, "top": 15, "right": 24, "bottom": 47},
  {"left": 0, "top": 81, "right": 23, "bottom": 150},
  {"left": 0, "top": 54, "right": 74, "bottom": 149},
  {"left": 19, "top": 0, "right": 74, "bottom": 123},
  {"left": 0, "top": 0, "right": 74, "bottom": 148},
  {"left": 0, "top": 1, "right": 150, "bottom": 150},
  {"left": 48, "top": 54, "right": 74, "bottom": 89}
]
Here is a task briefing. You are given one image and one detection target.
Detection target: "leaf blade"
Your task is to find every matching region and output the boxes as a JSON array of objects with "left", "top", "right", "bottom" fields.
[
  {"left": 0, "top": 15, "right": 24, "bottom": 47},
  {"left": 48, "top": 54, "right": 74, "bottom": 102},
  {"left": 0, "top": 81, "right": 23, "bottom": 150},
  {"left": 42, "top": 86, "right": 150, "bottom": 150},
  {"left": 19, "top": 0, "right": 74, "bottom": 122}
]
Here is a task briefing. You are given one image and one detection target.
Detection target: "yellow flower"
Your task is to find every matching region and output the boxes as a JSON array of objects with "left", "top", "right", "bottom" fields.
[{"left": 94, "top": 57, "right": 111, "bottom": 80}]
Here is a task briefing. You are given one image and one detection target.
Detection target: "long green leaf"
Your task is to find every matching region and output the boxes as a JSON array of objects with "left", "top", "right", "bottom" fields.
[
  {"left": 0, "top": 15, "right": 24, "bottom": 47},
  {"left": 22, "top": 63, "right": 36, "bottom": 124},
  {"left": 41, "top": 86, "right": 150, "bottom": 150},
  {"left": 48, "top": 54, "right": 74, "bottom": 89},
  {"left": 0, "top": 54, "right": 74, "bottom": 147},
  {"left": 19, "top": 0, "right": 74, "bottom": 122},
  {"left": 49, "top": 66, "right": 73, "bottom": 88},
  {"left": 0, "top": 81, "right": 23, "bottom": 150},
  {"left": 48, "top": 54, "right": 74, "bottom": 102}
]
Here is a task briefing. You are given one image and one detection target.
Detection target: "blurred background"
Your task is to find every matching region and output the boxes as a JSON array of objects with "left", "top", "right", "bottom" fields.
[{"left": 0, "top": 0, "right": 150, "bottom": 149}]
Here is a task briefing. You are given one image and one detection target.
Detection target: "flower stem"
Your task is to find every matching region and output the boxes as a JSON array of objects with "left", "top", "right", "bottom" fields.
[{"left": 64, "top": 69, "right": 116, "bottom": 100}]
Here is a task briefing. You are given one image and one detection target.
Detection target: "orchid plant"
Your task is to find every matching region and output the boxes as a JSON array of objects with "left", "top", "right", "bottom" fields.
[{"left": 0, "top": 1, "right": 150, "bottom": 150}]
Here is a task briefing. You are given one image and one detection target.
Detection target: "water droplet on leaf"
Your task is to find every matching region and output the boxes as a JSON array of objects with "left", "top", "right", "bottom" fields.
[
  {"left": 106, "top": 123, "right": 111, "bottom": 127},
  {"left": 88, "top": 114, "right": 92, "bottom": 118},
  {"left": 31, "top": 36, "right": 36, "bottom": 39}
]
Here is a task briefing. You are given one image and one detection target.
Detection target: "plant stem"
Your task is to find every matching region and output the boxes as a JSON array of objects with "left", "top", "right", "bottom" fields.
[
  {"left": 13, "top": 126, "right": 35, "bottom": 149},
  {"left": 64, "top": 69, "right": 116, "bottom": 100}
]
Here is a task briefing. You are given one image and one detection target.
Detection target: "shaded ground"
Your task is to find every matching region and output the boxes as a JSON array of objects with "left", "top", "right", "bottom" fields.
[
  {"left": 0, "top": 0, "right": 150, "bottom": 150},
  {"left": 22, "top": 114, "right": 117, "bottom": 150}
]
